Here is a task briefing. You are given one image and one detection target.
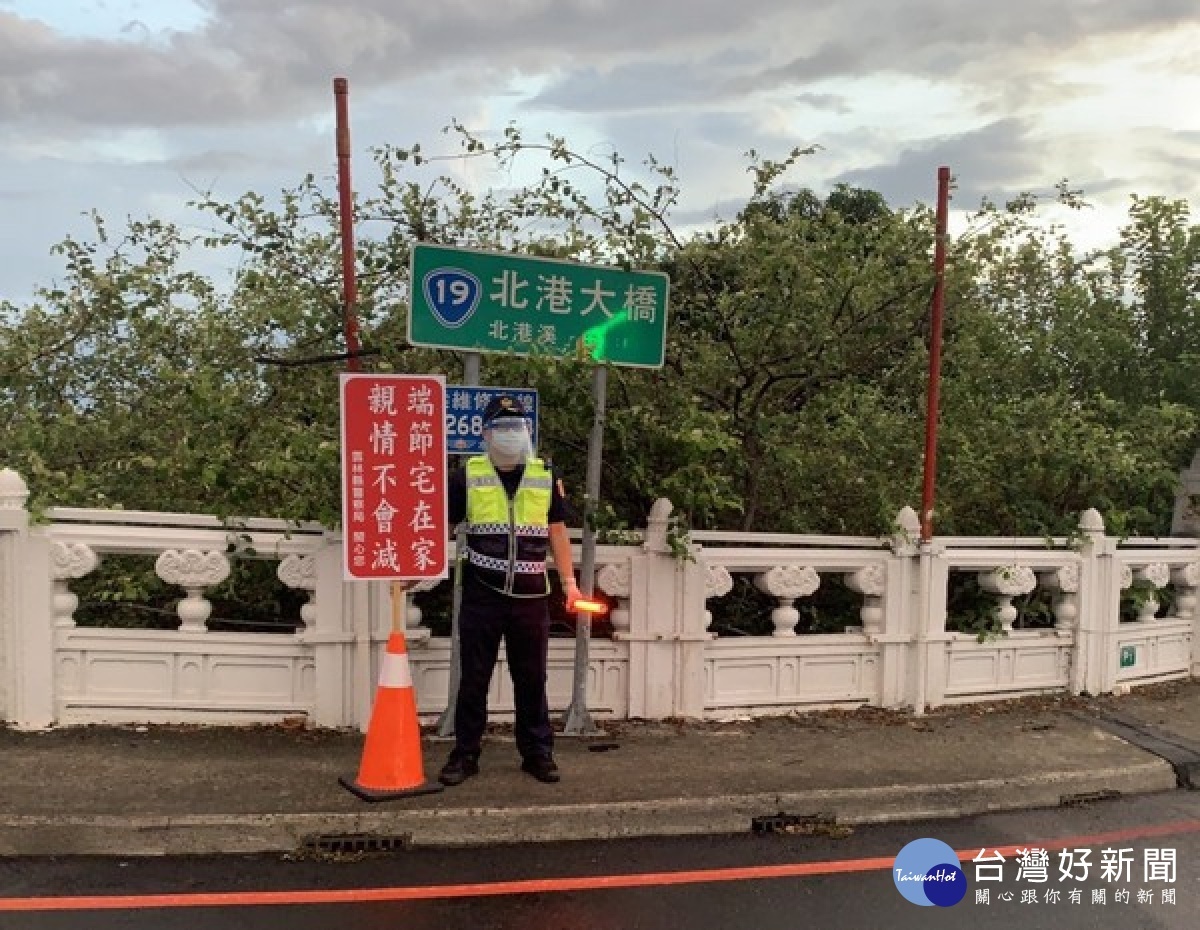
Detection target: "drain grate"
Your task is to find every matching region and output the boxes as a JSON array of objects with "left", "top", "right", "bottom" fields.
[
  {"left": 1060, "top": 788, "right": 1122, "bottom": 808},
  {"left": 752, "top": 812, "right": 850, "bottom": 837},
  {"left": 303, "top": 833, "right": 412, "bottom": 855}
]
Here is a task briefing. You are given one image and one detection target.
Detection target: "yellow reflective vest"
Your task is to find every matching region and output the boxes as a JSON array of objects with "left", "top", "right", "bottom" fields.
[{"left": 464, "top": 456, "right": 553, "bottom": 596}]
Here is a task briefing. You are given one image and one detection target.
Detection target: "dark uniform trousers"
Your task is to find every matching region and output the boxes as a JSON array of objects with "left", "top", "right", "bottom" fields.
[{"left": 455, "top": 581, "right": 554, "bottom": 761}]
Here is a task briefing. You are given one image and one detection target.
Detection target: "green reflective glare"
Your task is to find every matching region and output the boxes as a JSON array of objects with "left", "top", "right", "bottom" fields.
[{"left": 582, "top": 310, "right": 631, "bottom": 359}]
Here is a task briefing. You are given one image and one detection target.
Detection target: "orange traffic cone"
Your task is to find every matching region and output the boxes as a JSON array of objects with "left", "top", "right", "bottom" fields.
[{"left": 340, "top": 629, "right": 443, "bottom": 801}]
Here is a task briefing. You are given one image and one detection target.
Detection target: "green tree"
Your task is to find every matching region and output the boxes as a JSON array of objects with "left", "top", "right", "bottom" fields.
[
  {"left": 1119, "top": 195, "right": 1200, "bottom": 407},
  {"left": 2, "top": 129, "right": 1196, "bottom": 545},
  {"left": 933, "top": 193, "right": 1197, "bottom": 535},
  {"left": 659, "top": 185, "right": 936, "bottom": 530}
]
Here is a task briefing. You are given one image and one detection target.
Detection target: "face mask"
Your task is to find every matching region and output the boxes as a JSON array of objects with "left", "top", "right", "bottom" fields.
[{"left": 486, "top": 423, "right": 531, "bottom": 467}]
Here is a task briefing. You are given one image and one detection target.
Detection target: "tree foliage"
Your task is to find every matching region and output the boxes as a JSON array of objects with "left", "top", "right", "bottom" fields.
[{"left": 1, "top": 128, "right": 1196, "bottom": 544}]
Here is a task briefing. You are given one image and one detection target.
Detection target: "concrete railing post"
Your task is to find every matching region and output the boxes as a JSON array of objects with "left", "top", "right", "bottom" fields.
[
  {"left": 675, "top": 542, "right": 710, "bottom": 720},
  {"left": 298, "top": 535, "right": 350, "bottom": 727},
  {"left": 0, "top": 469, "right": 29, "bottom": 724},
  {"left": 876, "top": 506, "right": 920, "bottom": 708},
  {"left": 893, "top": 505, "right": 950, "bottom": 714},
  {"left": 1168, "top": 560, "right": 1200, "bottom": 677},
  {"left": 1074, "top": 508, "right": 1117, "bottom": 695},
  {"left": 0, "top": 469, "right": 54, "bottom": 728},
  {"left": 619, "top": 499, "right": 708, "bottom": 719},
  {"left": 912, "top": 540, "right": 951, "bottom": 713}
]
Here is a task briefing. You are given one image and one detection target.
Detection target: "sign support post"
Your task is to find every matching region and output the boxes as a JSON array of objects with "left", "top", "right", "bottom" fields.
[
  {"left": 437, "top": 352, "right": 480, "bottom": 738},
  {"left": 563, "top": 363, "right": 606, "bottom": 736},
  {"left": 920, "top": 165, "right": 951, "bottom": 542},
  {"left": 391, "top": 581, "right": 408, "bottom": 634}
]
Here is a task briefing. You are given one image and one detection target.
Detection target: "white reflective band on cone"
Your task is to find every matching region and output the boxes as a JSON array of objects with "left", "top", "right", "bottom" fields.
[{"left": 379, "top": 652, "right": 413, "bottom": 689}]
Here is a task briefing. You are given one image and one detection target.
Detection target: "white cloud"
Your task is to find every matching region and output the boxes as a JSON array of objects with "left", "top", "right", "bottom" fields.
[{"left": 1, "top": 0, "right": 1198, "bottom": 301}]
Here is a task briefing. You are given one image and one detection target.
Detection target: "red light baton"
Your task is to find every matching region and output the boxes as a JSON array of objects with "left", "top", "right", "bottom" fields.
[{"left": 569, "top": 596, "right": 609, "bottom": 617}]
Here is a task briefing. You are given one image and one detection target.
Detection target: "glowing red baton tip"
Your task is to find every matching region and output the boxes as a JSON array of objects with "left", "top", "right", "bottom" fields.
[{"left": 570, "top": 597, "right": 609, "bottom": 616}]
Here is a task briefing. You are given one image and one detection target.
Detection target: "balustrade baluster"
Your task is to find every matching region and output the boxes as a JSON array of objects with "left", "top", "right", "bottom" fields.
[
  {"left": 155, "top": 549, "right": 231, "bottom": 632},
  {"left": 977, "top": 565, "right": 1037, "bottom": 632},
  {"left": 50, "top": 542, "right": 100, "bottom": 628},
  {"left": 754, "top": 565, "right": 820, "bottom": 637}
]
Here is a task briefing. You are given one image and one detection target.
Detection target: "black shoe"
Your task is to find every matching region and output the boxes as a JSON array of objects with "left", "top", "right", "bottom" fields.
[
  {"left": 438, "top": 752, "right": 479, "bottom": 787},
  {"left": 520, "top": 755, "right": 560, "bottom": 783}
]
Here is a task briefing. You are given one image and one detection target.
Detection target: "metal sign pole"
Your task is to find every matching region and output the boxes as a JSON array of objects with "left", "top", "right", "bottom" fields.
[
  {"left": 392, "top": 581, "right": 408, "bottom": 635},
  {"left": 333, "top": 77, "right": 363, "bottom": 370},
  {"left": 333, "top": 76, "right": 376, "bottom": 732},
  {"left": 920, "top": 165, "right": 951, "bottom": 542},
  {"left": 437, "top": 352, "right": 480, "bottom": 737},
  {"left": 563, "top": 363, "right": 606, "bottom": 736}
]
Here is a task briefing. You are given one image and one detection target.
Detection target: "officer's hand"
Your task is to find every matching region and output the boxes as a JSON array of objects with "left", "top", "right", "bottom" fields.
[{"left": 563, "top": 580, "right": 583, "bottom": 611}]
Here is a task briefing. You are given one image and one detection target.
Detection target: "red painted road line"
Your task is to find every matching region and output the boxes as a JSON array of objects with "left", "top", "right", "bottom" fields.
[{"left": 1, "top": 818, "right": 1198, "bottom": 913}]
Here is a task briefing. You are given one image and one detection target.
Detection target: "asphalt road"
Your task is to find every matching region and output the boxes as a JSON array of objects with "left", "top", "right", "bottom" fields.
[{"left": 1, "top": 791, "right": 1197, "bottom": 929}]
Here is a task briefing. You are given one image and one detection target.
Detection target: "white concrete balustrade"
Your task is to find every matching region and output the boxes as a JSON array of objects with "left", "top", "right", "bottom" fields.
[{"left": 0, "top": 467, "right": 1196, "bottom": 730}]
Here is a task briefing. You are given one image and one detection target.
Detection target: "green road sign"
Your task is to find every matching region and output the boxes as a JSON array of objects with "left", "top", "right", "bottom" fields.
[
  {"left": 408, "top": 244, "right": 669, "bottom": 368},
  {"left": 1119, "top": 645, "right": 1137, "bottom": 669}
]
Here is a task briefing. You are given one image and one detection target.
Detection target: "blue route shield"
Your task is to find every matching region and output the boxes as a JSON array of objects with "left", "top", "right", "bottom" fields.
[{"left": 422, "top": 268, "right": 481, "bottom": 329}]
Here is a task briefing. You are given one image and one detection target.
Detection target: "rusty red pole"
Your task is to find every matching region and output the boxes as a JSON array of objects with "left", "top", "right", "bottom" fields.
[
  {"left": 334, "top": 77, "right": 363, "bottom": 371},
  {"left": 920, "top": 166, "right": 951, "bottom": 542}
]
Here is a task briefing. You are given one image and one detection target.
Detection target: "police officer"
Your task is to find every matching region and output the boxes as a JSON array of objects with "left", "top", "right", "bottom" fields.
[{"left": 438, "top": 394, "right": 581, "bottom": 786}]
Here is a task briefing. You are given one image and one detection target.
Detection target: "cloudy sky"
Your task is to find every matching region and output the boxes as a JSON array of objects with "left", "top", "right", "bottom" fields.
[{"left": 2, "top": 0, "right": 1199, "bottom": 303}]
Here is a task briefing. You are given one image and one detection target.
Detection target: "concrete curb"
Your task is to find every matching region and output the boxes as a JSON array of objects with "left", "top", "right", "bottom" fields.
[{"left": 0, "top": 759, "right": 1176, "bottom": 856}]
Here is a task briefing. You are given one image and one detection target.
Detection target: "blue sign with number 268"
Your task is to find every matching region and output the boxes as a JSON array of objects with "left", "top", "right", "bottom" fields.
[{"left": 445, "top": 386, "right": 539, "bottom": 456}]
